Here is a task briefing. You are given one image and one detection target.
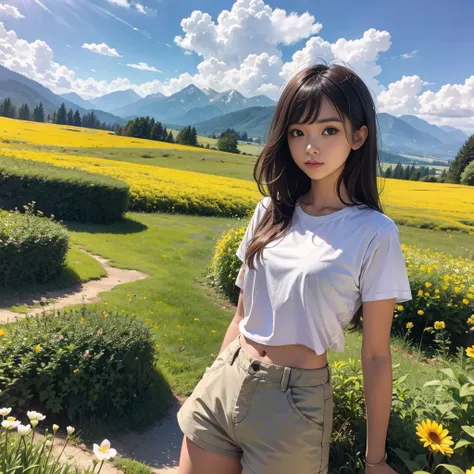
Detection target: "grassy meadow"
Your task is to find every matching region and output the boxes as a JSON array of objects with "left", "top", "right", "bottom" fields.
[{"left": 1, "top": 116, "right": 473, "bottom": 410}]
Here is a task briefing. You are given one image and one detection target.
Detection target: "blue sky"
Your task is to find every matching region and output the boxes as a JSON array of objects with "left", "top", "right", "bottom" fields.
[{"left": 1, "top": 0, "right": 473, "bottom": 132}]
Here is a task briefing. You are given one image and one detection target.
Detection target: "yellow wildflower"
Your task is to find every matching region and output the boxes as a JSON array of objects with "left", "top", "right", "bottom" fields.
[
  {"left": 406, "top": 322, "right": 414, "bottom": 329},
  {"left": 416, "top": 419, "right": 454, "bottom": 456},
  {"left": 417, "top": 310, "right": 424, "bottom": 316},
  {"left": 434, "top": 321, "right": 446, "bottom": 330}
]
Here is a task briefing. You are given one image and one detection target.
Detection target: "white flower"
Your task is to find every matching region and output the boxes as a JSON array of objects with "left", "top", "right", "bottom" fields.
[
  {"left": 45, "top": 440, "right": 53, "bottom": 447},
  {"left": 52, "top": 424, "right": 59, "bottom": 433},
  {"left": 93, "top": 439, "right": 117, "bottom": 461},
  {"left": 2, "top": 417, "right": 21, "bottom": 430},
  {"left": 27, "top": 411, "right": 46, "bottom": 421},
  {"left": 0, "top": 407, "right": 12, "bottom": 417},
  {"left": 17, "top": 424, "right": 32, "bottom": 436},
  {"left": 66, "top": 426, "right": 75, "bottom": 436}
]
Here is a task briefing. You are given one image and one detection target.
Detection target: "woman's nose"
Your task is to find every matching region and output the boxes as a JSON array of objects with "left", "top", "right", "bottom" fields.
[{"left": 306, "top": 142, "right": 320, "bottom": 154}]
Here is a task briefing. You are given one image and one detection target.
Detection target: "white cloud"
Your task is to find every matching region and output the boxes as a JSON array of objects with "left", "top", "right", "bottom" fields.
[
  {"left": 82, "top": 42, "right": 121, "bottom": 57},
  {"left": 376, "top": 75, "right": 424, "bottom": 115},
  {"left": 184, "top": 50, "right": 192, "bottom": 56},
  {"left": 376, "top": 74, "right": 474, "bottom": 132},
  {"left": 400, "top": 49, "right": 418, "bottom": 59},
  {"left": 136, "top": 3, "right": 146, "bottom": 14},
  {"left": 174, "top": 0, "right": 322, "bottom": 67},
  {"left": 0, "top": 4, "right": 24, "bottom": 19},
  {"left": 127, "top": 62, "right": 161, "bottom": 72},
  {"left": 165, "top": 43, "right": 171, "bottom": 47},
  {"left": 91, "top": 68, "right": 96, "bottom": 72},
  {"left": 281, "top": 28, "right": 392, "bottom": 97},
  {"left": 107, "top": 0, "right": 130, "bottom": 7}
]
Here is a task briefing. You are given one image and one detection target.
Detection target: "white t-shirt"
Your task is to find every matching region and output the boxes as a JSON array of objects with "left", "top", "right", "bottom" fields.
[{"left": 235, "top": 196, "right": 413, "bottom": 355}]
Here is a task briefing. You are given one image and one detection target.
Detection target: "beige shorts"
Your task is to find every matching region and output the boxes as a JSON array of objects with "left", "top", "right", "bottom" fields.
[{"left": 177, "top": 334, "right": 333, "bottom": 474}]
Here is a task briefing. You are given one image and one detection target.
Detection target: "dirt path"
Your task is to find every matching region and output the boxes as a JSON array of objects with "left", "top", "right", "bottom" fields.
[
  {"left": 0, "top": 248, "right": 149, "bottom": 323},
  {"left": 109, "top": 397, "right": 185, "bottom": 472}
]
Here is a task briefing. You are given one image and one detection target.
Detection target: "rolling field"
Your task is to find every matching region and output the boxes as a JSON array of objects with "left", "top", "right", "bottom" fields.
[{"left": 1, "top": 117, "right": 473, "bottom": 234}]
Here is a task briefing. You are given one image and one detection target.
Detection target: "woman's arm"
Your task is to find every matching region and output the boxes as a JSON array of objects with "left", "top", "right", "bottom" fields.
[{"left": 361, "top": 298, "right": 397, "bottom": 466}]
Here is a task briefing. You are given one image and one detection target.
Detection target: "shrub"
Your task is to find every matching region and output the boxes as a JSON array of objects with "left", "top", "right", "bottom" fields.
[
  {"left": 393, "top": 245, "right": 474, "bottom": 352},
  {"left": 0, "top": 156, "right": 130, "bottom": 223},
  {"left": 208, "top": 208, "right": 255, "bottom": 304},
  {"left": 0, "top": 203, "right": 70, "bottom": 289},
  {"left": 461, "top": 161, "right": 474, "bottom": 186},
  {"left": 0, "top": 306, "right": 164, "bottom": 427}
]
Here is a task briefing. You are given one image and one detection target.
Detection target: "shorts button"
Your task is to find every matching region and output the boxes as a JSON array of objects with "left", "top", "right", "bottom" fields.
[{"left": 252, "top": 363, "right": 260, "bottom": 371}]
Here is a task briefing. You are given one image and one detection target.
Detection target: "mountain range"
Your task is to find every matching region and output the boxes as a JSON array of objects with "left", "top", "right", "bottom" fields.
[
  {"left": 0, "top": 64, "right": 468, "bottom": 160},
  {"left": 62, "top": 84, "right": 276, "bottom": 125},
  {"left": 0, "top": 65, "right": 126, "bottom": 126}
]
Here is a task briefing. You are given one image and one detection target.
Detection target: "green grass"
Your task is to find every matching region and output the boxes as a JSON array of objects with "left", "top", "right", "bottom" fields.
[
  {"left": 30, "top": 211, "right": 443, "bottom": 398},
  {"left": 398, "top": 225, "right": 474, "bottom": 260},
  {"left": 2, "top": 243, "right": 106, "bottom": 312},
  {"left": 19, "top": 143, "right": 258, "bottom": 181},
  {"left": 167, "top": 128, "right": 264, "bottom": 156}
]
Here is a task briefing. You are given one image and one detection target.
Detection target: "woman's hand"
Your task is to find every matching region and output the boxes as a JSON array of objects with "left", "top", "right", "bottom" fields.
[{"left": 365, "top": 462, "right": 398, "bottom": 474}]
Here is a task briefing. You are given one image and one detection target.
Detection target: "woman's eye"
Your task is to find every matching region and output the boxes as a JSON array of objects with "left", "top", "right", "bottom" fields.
[
  {"left": 289, "top": 129, "right": 303, "bottom": 137},
  {"left": 323, "top": 127, "right": 338, "bottom": 136}
]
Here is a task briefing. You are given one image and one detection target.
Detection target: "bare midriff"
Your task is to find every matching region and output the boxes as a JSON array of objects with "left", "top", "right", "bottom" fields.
[{"left": 240, "top": 334, "right": 328, "bottom": 369}]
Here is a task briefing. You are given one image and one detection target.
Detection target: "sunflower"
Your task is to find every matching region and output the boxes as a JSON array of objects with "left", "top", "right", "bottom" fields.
[{"left": 416, "top": 419, "right": 454, "bottom": 456}]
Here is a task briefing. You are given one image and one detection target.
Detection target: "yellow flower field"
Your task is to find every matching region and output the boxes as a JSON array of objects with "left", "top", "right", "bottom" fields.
[
  {"left": 0, "top": 116, "right": 225, "bottom": 153},
  {"left": 0, "top": 146, "right": 258, "bottom": 216},
  {"left": 0, "top": 116, "right": 473, "bottom": 232}
]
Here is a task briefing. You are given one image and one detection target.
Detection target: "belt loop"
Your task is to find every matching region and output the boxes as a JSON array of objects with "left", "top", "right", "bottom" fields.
[{"left": 280, "top": 366, "right": 291, "bottom": 392}]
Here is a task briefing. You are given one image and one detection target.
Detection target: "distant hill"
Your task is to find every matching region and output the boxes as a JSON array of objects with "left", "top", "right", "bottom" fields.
[
  {"left": 182, "top": 105, "right": 276, "bottom": 139},
  {"left": 112, "top": 91, "right": 166, "bottom": 118},
  {"left": 171, "top": 106, "right": 465, "bottom": 160},
  {"left": 61, "top": 92, "right": 92, "bottom": 109},
  {"left": 91, "top": 89, "right": 142, "bottom": 113},
  {"left": 0, "top": 65, "right": 126, "bottom": 126}
]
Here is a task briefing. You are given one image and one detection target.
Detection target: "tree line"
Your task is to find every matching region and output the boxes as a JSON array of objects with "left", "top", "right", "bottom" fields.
[
  {"left": 383, "top": 163, "right": 439, "bottom": 182},
  {"left": 0, "top": 97, "right": 115, "bottom": 131},
  {"left": 116, "top": 118, "right": 243, "bottom": 154},
  {"left": 115, "top": 116, "right": 175, "bottom": 143},
  {"left": 445, "top": 134, "right": 474, "bottom": 185}
]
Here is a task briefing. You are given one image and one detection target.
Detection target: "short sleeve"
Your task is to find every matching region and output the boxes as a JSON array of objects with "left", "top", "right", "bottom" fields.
[
  {"left": 359, "top": 222, "right": 412, "bottom": 303},
  {"left": 235, "top": 263, "right": 246, "bottom": 289},
  {"left": 235, "top": 197, "right": 267, "bottom": 264}
]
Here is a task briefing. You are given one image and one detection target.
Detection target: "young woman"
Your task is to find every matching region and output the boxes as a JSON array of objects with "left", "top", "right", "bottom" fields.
[{"left": 177, "top": 62, "right": 413, "bottom": 474}]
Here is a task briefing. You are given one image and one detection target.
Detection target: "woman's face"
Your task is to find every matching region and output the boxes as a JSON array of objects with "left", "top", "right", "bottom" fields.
[{"left": 287, "top": 96, "right": 367, "bottom": 181}]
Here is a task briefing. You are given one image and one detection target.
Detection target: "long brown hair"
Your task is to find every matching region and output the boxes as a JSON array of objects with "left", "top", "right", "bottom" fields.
[{"left": 243, "top": 61, "right": 385, "bottom": 331}]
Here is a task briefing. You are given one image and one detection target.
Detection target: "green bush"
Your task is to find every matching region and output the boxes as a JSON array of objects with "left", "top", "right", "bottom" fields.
[
  {"left": 461, "top": 161, "right": 474, "bottom": 186},
  {"left": 327, "top": 357, "right": 474, "bottom": 472},
  {"left": 0, "top": 156, "right": 130, "bottom": 223},
  {"left": 0, "top": 306, "right": 162, "bottom": 426},
  {"left": 393, "top": 245, "right": 474, "bottom": 352},
  {"left": 0, "top": 203, "right": 70, "bottom": 289},
  {"left": 208, "top": 209, "right": 255, "bottom": 305}
]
